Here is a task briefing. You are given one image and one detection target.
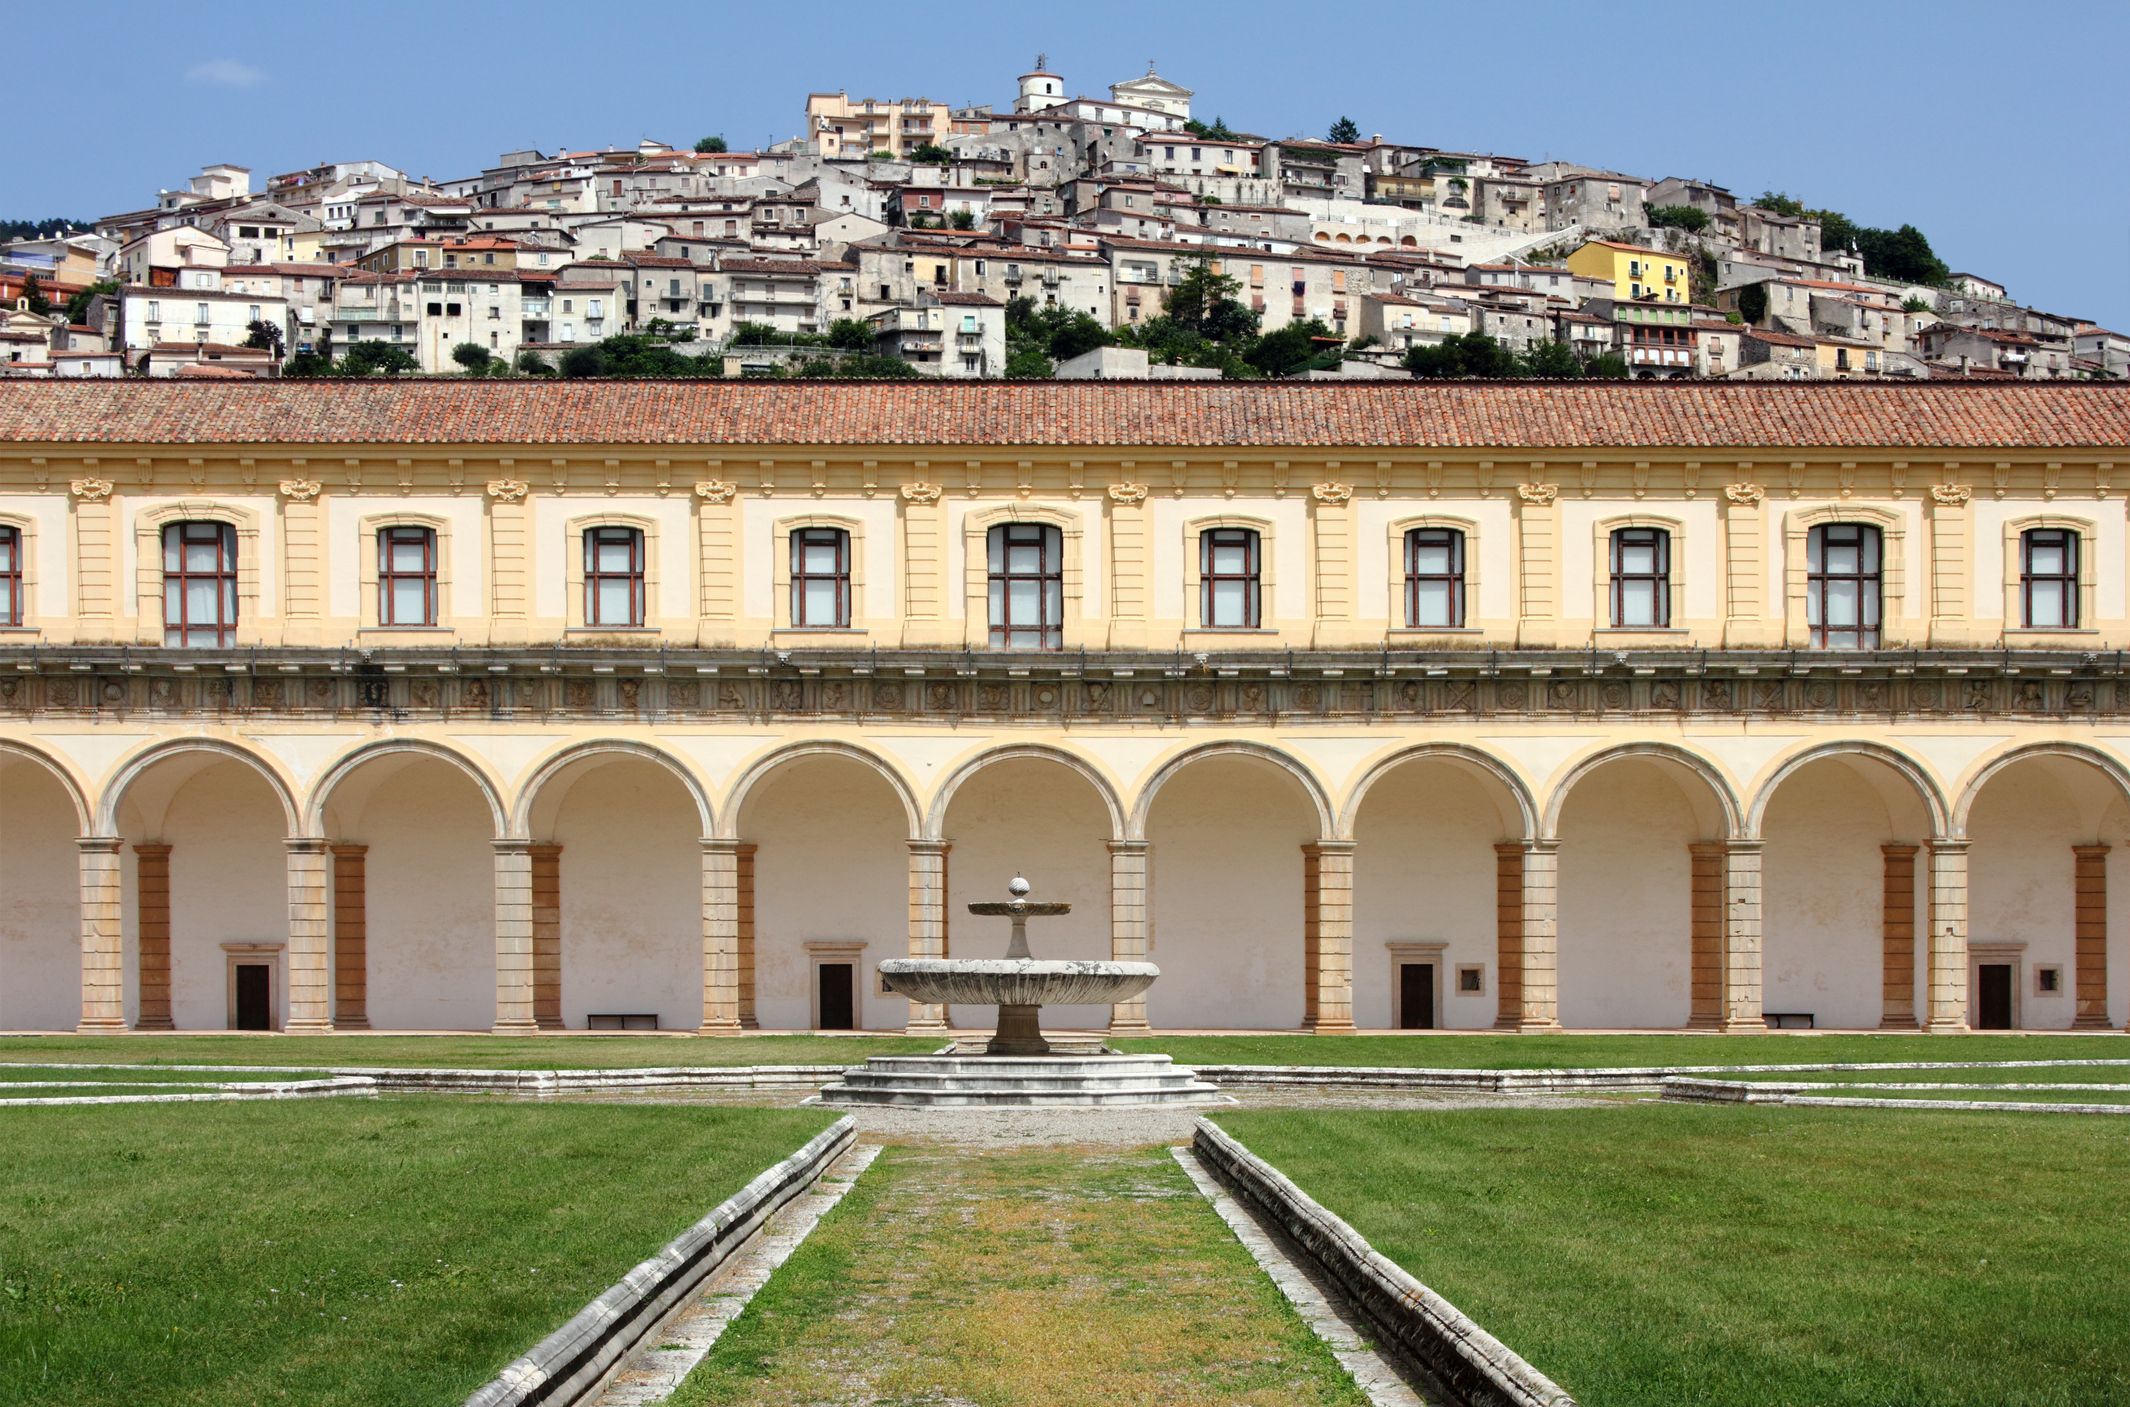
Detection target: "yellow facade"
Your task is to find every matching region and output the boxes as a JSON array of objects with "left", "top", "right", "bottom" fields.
[{"left": 1567, "top": 240, "right": 1691, "bottom": 304}]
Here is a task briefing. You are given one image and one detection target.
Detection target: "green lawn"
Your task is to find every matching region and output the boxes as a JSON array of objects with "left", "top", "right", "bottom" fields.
[
  {"left": 1216, "top": 1105, "right": 2130, "bottom": 1407},
  {"left": 2, "top": 1031, "right": 2120, "bottom": 1075},
  {"left": 0, "top": 1099, "right": 834, "bottom": 1407}
]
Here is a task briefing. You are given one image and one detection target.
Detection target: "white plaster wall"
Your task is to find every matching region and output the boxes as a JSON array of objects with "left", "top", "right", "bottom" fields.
[
  {"left": 154, "top": 762, "right": 286, "bottom": 1031},
  {"left": 1560, "top": 497, "right": 1720, "bottom": 625},
  {"left": 1967, "top": 768, "right": 2120, "bottom": 1030},
  {"left": 745, "top": 757, "right": 910, "bottom": 1031},
  {"left": 1150, "top": 496, "right": 1304, "bottom": 622},
  {"left": 325, "top": 495, "right": 487, "bottom": 620},
  {"left": 740, "top": 496, "right": 899, "bottom": 623},
  {"left": 554, "top": 763, "right": 701, "bottom": 1030},
  {"left": 1146, "top": 759, "right": 1316, "bottom": 1029},
  {"left": 945, "top": 499, "right": 1102, "bottom": 622},
  {"left": 1354, "top": 497, "right": 1514, "bottom": 625},
  {"left": 1557, "top": 763, "right": 1698, "bottom": 1028},
  {"left": 1351, "top": 764, "right": 1511, "bottom": 1029},
  {"left": 125, "top": 495, "right": 279, "bottom": 621},
  {"left": 0, "top": 763, "right": 80, "bottom": 1029},
  {"left": 7, "top": 496, "right": 69, "bottom": 619},
  {"left": 532, "top": 496, "right": 693, "bottom": 621},
  {"left": 1761, "top": 764, "right": 1920, "bottom": 1030},
  {"left": 345, "top": 764, "right": 495, "bottom": 1031},
  {"left": 941, "top": 759, "right": 1114, "bottom": 1031},
  {"left": 1970, "top": 502, "right": 2122, "bottom": 624}
]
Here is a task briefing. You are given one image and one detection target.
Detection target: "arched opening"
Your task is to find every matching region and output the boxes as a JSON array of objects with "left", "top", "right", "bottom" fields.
[
  {"left": 109, "top": 749, "right": 291, "bottom": 1030},
  {"left": 1553, "top": 751, "right": 1733, "bottom": 1029},
  {"left": 524, "top": 752, "right": 706, "bottom": 1032},
  {"left": 941, "top": 756, "right": 1116, "bottom": 1034},
  {"left": 318, "top": 751, "right": 499, "bottom": 1031},
  {"left": 1142, "top": 751, "right": 1326, "bottom": 1030},
  {"left": 1349, "top": 754, "right": 1529, "bottom": 1030},
  {"left": 1963, "top": 752, "right": 2130, "bottom": 1030},
  {"left": 736, "top": 752, "right": 911, "bottom": 1032},
  {"left": 0, "top": 753, "right": 85, "bottom": 1030}
]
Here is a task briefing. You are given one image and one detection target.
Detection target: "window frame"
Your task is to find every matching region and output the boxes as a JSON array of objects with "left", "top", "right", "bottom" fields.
[
  {"left": 1608, "top": 525, "right": 1672, "bottom": 629},
  {"left": 161, "top": 519, "right": 240, "bottom": 647},
  {"left": 0, "top": 522, "right": 22, "bottom": 628},
  {"left": 376, "top": 524, "right": 439, "bottom": 627},
  {"left": 1198, "top": 526, "right": 1262, "bottom": 629},
  {"left": 1806, "top": 521, "right": 1882, "bottom": 649},
  {"left": 2018, "top": 525, "right": 2080, "bottom": 630},
  {"left": 582, "top": 524, "right": 646, "bottom": 628},
  {"left": 987, "top": 521, "right": 1065, "bottom": 650},
  {"left": 1403, "top": 525, "right": 1466, "bottom": 629},
  {"left": 789, "top": 524, "right": 853, "bottom": 629}
]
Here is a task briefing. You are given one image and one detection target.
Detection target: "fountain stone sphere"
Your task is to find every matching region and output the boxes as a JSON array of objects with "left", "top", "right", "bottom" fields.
[{"left": 878, "top": 875, "right": 1159, "bottom": 1055}]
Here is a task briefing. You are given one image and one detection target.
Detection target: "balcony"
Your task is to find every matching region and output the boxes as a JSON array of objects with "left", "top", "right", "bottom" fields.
[{"left": 1626, "top": 346, "right": 1692, "bottom": 368}]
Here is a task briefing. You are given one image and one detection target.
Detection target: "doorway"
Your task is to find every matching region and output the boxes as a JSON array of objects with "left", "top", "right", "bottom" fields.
[
  {"left": 817, "top": 963, "right": 855, "bottom": 1031},
  {"left": 1398, "top": 963, "right": 1437, "bottom": 1030},
  {"left": 1977, "top": 963, "right": 2014, "bottom": 1030},
  {"left": 234, "top": 964, "right": 271, "bottom": 1031}
]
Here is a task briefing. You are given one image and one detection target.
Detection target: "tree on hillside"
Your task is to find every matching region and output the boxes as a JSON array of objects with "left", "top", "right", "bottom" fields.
[
  {"left": 1164, "top": 258, "right": 1259, "bottom": 343},
  {"left": 827, "top": 318, "right": 874, "bottom": 351},
  {"left": 1518, "top": 339, "right": 1583, "bottom": 378},
  {"left": 1647, "top": 204, "right": 1710, "bottom": 232},
  {"left": 1735, "top": 282, "right": 1769, "bottom": 325},
  {"left": 20, "top": 274, "right": 50, "bottom": 315},
  {"left": 910, "top": 143, "right": 954, "bottom": 164},
  {"left": 335, "top": 341, "right": 418, "bottom": 376},
  {"left": 452, "top": 341, "right": 496, "bottom": 374},
  {"left": 1404, "top": 332, "right": 1518, "bottom": 379},
  {"left": 693, "top": 135, "right": 727, "bottom": 153},
  {"left": 1755, "top": 191, "right": 1806, "bottom": 217},
  {"left": 65, "top": 278, "right": 119, "bottom": 325},
  {"left": 1248, "top": 319, "right": 1337, "bottom": 377},
  {"left": 1327, "top": 116, "right": 1361, "bottom": 144},
  {"left": 243, "top": 319, "right": 284, "bottom": 358}
]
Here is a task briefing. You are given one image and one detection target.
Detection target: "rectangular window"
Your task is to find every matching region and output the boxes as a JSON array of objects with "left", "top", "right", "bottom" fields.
[
  {"left": 162, "top": 521, "right": 238, "bottom": 647},
  {"left": 0, "top": 524, "right": 19, "bottom": 626},
  {"left": 2021, "top": 528, "right": 2079, "bottom": 629},
  {"left": 1199, "top": 527, "right": 1261, "bottom": 628},
  {"left": 790, "top": 526, "right": 852, "bottom": 628},
  {"left": 1807, "top": 523, "right": 1882, "bottom": 649},
  {"left": 583, "top": 526, "right": 645, "bottom": 627},
  {"left": 378, "top": 525, "right": 437, "bottom": 626},
  {"left": 987, "top": 522, "right": 1063, "bottom": 650},
  {"left": 1404, "top": 527, "right": 1465, "bottom": 628},
  {"left": 1609, "top": 527, "right": 1670, "bottom": 628}
]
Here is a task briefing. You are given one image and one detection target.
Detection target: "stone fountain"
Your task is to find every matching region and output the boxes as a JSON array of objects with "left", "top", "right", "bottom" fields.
[{"left": 816, "top": 876, "right": 1221, "bottom": 1107}]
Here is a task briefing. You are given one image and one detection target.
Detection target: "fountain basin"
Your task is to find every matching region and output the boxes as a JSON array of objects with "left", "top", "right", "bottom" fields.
[{"left": 877, "top": 958, "right": 1158, "bottom": 1008}]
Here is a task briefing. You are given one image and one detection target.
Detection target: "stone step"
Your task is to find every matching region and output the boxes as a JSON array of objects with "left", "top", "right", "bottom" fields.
[
  {"left": 832, "top": 1070, "right": 1209, "bottom": 1094},
  {"left": 817, "top": 1080, "right": 1224, "bottom": 1108},
  {"left": 855, "top": 1054, "right": 1182, "bottom": 1078}
]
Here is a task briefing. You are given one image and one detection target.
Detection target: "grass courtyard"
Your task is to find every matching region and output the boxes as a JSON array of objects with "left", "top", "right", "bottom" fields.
[
  {"left": 1216, "top": 1104, "right": 2130, "bottom": 1407},
  {"left": 0, "top": 1098, "right": 834, "bottom": 1407}
]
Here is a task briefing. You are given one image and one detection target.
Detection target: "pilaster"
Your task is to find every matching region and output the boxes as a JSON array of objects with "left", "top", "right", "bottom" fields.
[
  {"left": 278, "top": 493, "right": 325, "bottom": 645},
  {"left": 1721, "top": 484, "right": 1773, "bottom": 646},
  {"left": 485, "top": 492, "right": 532, "bottom": 647},
  {"left": 897, "top": 483, "right": 951, "bottom": 648},
  {"left": 1105, "top": 486, "right": 1150, "bottom": 649},
  {"left": 330, "top": 844, "right": 369, "bottom": 1030},
  {"left": 1686, "top": 842, "right": 1725, "bottom": 1029},
  {"left": 1107, "top": 841, "right": 1152, "bottom": 1036},
  {"left": 1513, "top": 483, "right": 1563, "bottom": 647},
  {"left": 1514, "top": 841, "right": 1562, "bottom": 1031},
  {"left": 1925, "top": 839, "right": 1970, "bottom": 1032},
  {"left": 1721, "top": 841, "right": 1765, "bottom": 1033},
  {"left": 1301, "top": 841, "right": 1356, "bottom": 1033},
  {"left": 283, "top": 838, "right": 333, "bottom": 1033},
  {"left": 694, "top": 481, "right": 739, "bottom": 640},
  {"left": 71, "top": 491, "right": 118, "bottom": 630},
  {"left": 491, "top": 840, "right": 537, "bottom": 1034},
  {"left": 2073, "top": 843, "right": 2110, "bottom": 1029},
  {"left": 699, "top": 839, "right": 743, "bottom": 1034},
  {"left": 1309, "top": 483, "right": 1361, "bottom": 646},
  {"left": 1879, "top": 844, "right": 1919, "bottom": 1029},
  {"left": 76, "top": 838, "right": 126, "bottom": 1033},
  {"left": 133, "top": 842, "right": 173, "bottom": 1031},
  {"left": 1927, "top": 489, "right": 1974, "bottom": 646},
  {"left": 1492, "top": 842, "right": 1524, "bottom": 1030},
  {"left": 529, "top": 843, "right": 563, "bottom": 1030},
  {"left": 904, "top": 840, "right": 950, "bottom": 1034}
]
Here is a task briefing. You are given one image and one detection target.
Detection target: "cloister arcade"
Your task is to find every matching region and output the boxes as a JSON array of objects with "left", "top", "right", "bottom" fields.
[{"left": 3, "top": 730, "right": 2126, "bottom": 1036}]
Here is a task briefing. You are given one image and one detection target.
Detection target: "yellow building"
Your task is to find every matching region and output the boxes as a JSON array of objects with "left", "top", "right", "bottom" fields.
[
  {"left": 1, "top": 381, "right": 2127, "bottom": 1041},
  {"left": 1567, "top": 239, "right": 1691, "bottom": 304},
  {"left": 804, "top": 91, "right": 954, "bottom": 160}
]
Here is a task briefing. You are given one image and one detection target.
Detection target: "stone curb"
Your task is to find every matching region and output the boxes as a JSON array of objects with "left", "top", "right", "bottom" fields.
[
  {"left": 0, "top": 1076, "right": 377, "bottom": 1107},
  {"left": 1192, "top": 1118, "right": 1577, "bottom": 1407},
  {"left": 1193, "top": 1056, "right": 2130, "bottom": 1092},
  {"left": 1659, "top": 1077, "right": 2130, "bottom": 1115},
  {"left": 464, "top": 1115, "right": 856, "bottom": 1407},
  {"left": 0, "top": 1062, "right": 849, "bottom": 1093}
]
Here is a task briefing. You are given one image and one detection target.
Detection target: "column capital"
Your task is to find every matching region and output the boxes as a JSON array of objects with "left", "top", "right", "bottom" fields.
[
  {"left": 284, "top": 836, "right": 329, "bottom": 856},
  {"left": 1722, "top": 839, "right": 1766, "bottom": 857},
  {"left": 2073, "top": 842, "right": 2113, "bottom": 858},
  {"left": 906, "top": 838, "right": 951, "bottom": 856},
  {"left": 1302, "top": 839, "right": 1357, "bottom": 856},
  {"left": 492, "top": 838, "right": 533, "bottom": 856},
  {"left": 1880, "top": 842, "right": 1920, "bottom": 858},
  {"left": 77, "top": 835, "right": 123, "bottom": 855},
  {"left": 1107, "top": 839, "right": 1150, "bottom": 856},
  {"left": 131, "top": 841, "right": 172, "bottom": 858},
  {"left": 528, "top": 841, "right": 563, "bottom": 860},
  {"left": 328, "top": 842, "right": 370, "bottom": 858},
  {"left": 1926, "top": 837, "right": 1971, "bottom": 855}
]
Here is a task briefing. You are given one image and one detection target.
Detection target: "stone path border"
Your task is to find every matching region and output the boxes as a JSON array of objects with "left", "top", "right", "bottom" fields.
[
  {"left": 1193, "top": 1118, "right": 1578, "bottom": 1407},
  {"left": 464, "top": 1116, "right": 855, "bottom": 1407},
  {"left": 590, "top": 1144, "right": 880, "bottom": 1406},
  {"left": 1171, "top": 1144, "right": 1435, "bottom": 1407},
  {"left": 1660, "top": 1077, "right": 2130, "bottom": 1115},
  {"left": 1197, "top": 1056, "right": 2130, "bottom": 1093},
  {"left": 0, "top": 1062, "right": 846, "bottom": 1094},
  {"left": 0, "top": 1076, "right": 376, "bottom": 1107}
]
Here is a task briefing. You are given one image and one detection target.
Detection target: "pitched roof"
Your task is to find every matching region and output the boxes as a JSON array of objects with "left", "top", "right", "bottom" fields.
[{"left": 0, "top": 382, "right": 2124, "bottom": 449}]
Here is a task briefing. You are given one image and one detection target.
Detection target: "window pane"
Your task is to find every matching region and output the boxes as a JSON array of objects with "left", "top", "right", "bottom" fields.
[
  {"left": 1414, "top": 580, "right": 1450, "bottom": 627},
  {"left": 0, "top": 534, "right": 15, "bottom": 572},
  {"left": 802, "top": 541, "right": 839, "bottom": 574},
  {"left": 2028, "top": 538, "right": 2065, "bottom": 576},
  {"left": 803, "top": 579, "right": 839, "bottom": 626},
  {"left": 1858, "top": 529, "right": 1879, "bottom": 572},
  {"left": 1825, "top": 579, "right": 1858, "bottom": 627},
  {"left": 2030, "top": 580, "right": 2065, "bottom": 627},
  {"left": 185, "top": 539, "right": 222, "bottom": 572},
  {"left": 388, "top": 536, "right": 428, "bottom": 572},
  {"left": 1412, "top": 541, "right": 1450, "bottom": 575},
  {"left": 987, "top": 533, "right": 1003, "bottom": 573},
  {"left": 1008, "top": 543, "right": 1039, "bottom": 574},
  {"left": 186, "top": 578, "right": 220, "bottom": 624},
  {"left": 391, "top": 578, "right": 429, "bottom": 625},
  {"left": 1210, "top": 578, "right": 1246, "bottom": 626},
  {"left": 1617, "top": 540, "right": 1654, "bottom": 574},
  {"left": 1009, "top": 578, "right": 1038, "bottom": 623},
  {"left": 1618, "top": 580, "right": 1657, "bottom": 627},
  {"left": 596, "top": 538, "right": 634, "bottom": 572},
  {"left": 987, "top": 580, "right": 1003, "bottom": 624},
  {"left": 1044, "top": 580, "right": 1062, "bottom": 626},
  {"left": 595, "top": 578, "right": 632, "bottom": 624},
  {"left": 1210, "top": 541, "right": 1248, "bottom": 575}
]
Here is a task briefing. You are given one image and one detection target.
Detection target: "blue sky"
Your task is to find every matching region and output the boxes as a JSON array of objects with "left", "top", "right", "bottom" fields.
[{"left": 17, "top": 0, "right": 2128, "bottom": 331}]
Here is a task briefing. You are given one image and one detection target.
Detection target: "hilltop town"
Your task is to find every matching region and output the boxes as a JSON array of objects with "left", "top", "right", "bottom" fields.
[{"left": 2, "top": 58, "right": 2122, "bottom": 382}]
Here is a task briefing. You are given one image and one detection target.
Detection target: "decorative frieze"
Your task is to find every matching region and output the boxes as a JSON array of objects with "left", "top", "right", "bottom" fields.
[
  {"left": 899, "top": 481, "right": 943, "bottom": 504},
  {"left": 69, "top": 477, "right": 113, "bottom": 501},
  {"left": 485, "top": 478, "right": 529, "bottom": 502},
  {"left": 278, "top": 478, "right": 323, "bottom": 502},
  {"left": 694, "top": 479, "right": 737, "bottom": 503}
]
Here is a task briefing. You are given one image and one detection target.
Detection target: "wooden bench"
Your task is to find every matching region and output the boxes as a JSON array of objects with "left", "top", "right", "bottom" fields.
[
  {"left": 1763, "top": 1011, "right": 1815, "bottom": 1030},
  {"left": 585, "top": 1013, "right": 659, "bottom": 1031}
]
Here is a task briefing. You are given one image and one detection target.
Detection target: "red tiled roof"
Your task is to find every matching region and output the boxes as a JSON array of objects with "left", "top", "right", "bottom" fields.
[{"left": 0, "top": 382, "right": 2124, "bottom": 448}]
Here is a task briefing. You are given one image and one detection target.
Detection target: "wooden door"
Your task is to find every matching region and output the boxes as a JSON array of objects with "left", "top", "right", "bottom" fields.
[
  {"left": 235, "top": 964, "right": 271, "bottom": 1031},
  {"left": 1977, "top": 963, "right": 2013, "bottom": 1030},
  {"left": 1399, "top": 962, "right": 1436, "bottom": 1030},
  {"left": 818, "top": 963, "right": 855, "bottom": 1031}
]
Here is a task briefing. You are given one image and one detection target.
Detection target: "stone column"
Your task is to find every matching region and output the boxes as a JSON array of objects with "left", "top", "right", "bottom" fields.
[
  {"left": 1107, "top": 840, "right": 1152, "bottom": 1037},
  {"left": 284, "top": 839, "right": 333, "bottom": 1034},
  {"left": 2073, "top": 843, "right": 2111, "bottom": 1030},
  {"left": 904, "top": 840, "right": 950, "bottom": 1036},
  {"left": 1513, "top": 841, "right": 1562, "bottom": 1031},
  {"left": 1721, "top": 841, "right": 1765, "bottom": 1033},
  {"left": 330, "top": 845, "right": 370, "bottom": 1030},
  {"left": 1492, "top": 842, "right": 1525, "bottom": 1030},
  {"left": 1879, "top": 844, "right": 1919, "bottom": 1029},
  {"left": 1687, "top": 842, "right": 1726, "bottom": 1030},
  {"left": 736, "top": 843, "right": 758, "bottom": 1029},
  {"left": 133, "top": 842, "right": 173, "bottom": 1031},
  {"left": 491, "top": 840, "right": 537, "bottom": 1035},
  {"left": 699, "top": 840, "right": 743, "bottom": 1034},
  {"left": 76, "top": 838, "right": 127, "bottom": 1033},
  {"left": 529, "top": 843, "right": 563, "bottom": 1030},
  {"left": 1925, "top": 840, "right": 1970, "bottom": 1033},
  {"left": 1301, "top": 841, "right": 1356, "bottom": 1033}
]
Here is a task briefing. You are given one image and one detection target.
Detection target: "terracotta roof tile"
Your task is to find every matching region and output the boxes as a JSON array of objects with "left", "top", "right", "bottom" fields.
[{"left": 0, "top": 382, "right": 2122, "bottom": 449}]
